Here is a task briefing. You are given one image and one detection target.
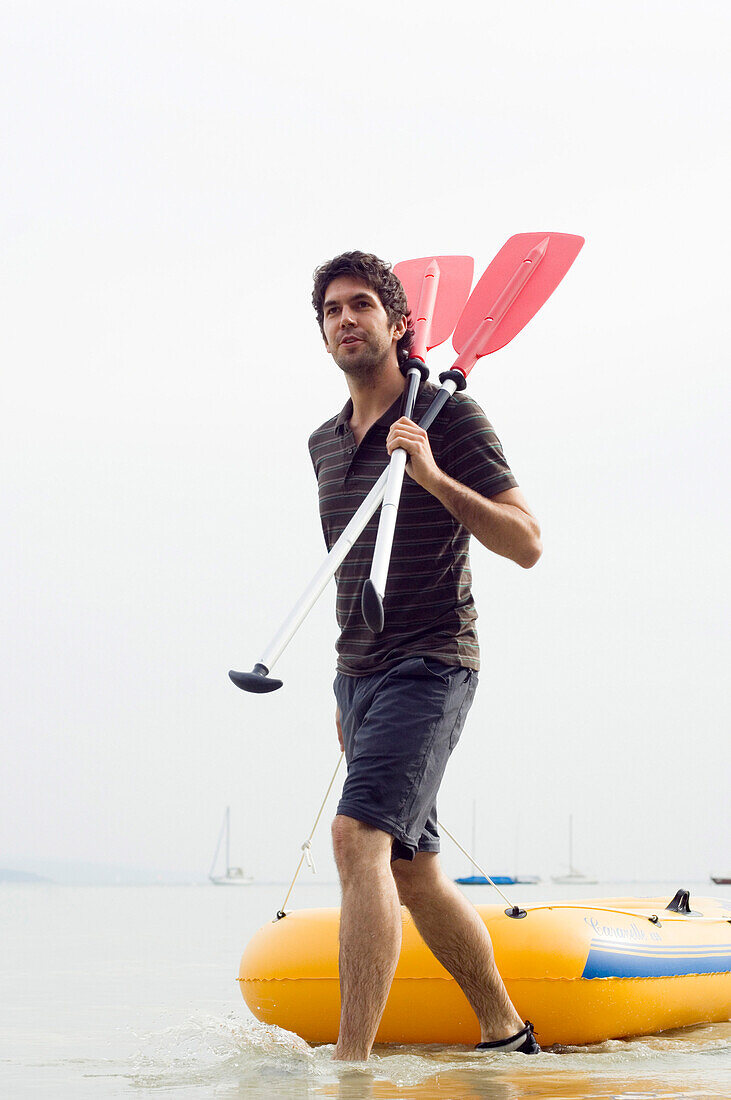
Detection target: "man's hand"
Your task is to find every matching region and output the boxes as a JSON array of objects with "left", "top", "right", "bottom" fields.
[
  {"left": 335, "top": 706, "right": 344, "bottom": 752},
  {"left": 387, "top": 417, "right": 542, "bottom": 568},
  {"left": 386, "top": 417, "right": 444, "bottom": 493}
]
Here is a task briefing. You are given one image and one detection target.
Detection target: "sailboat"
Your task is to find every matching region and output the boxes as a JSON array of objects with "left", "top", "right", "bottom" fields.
[
  {"left": 209, "top": 806, "right": 253, "bottom": 885},
  {"left": 551, "top": 814, "right": 598, "bottom": 885},
  {"left": 453, "top": 801, "right": 540, "bottom": 885}
]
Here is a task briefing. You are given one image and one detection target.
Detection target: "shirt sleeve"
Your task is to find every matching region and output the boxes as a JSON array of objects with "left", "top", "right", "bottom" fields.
[
  {"left": 438, "top": 395, "right": 518, "bottom": 498},
  {"left": 307, "top": 432, "right": 318, "bottom": 476}
]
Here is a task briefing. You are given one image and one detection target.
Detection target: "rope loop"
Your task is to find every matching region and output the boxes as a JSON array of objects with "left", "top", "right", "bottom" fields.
[{"left": 302, "top": 839, "right": 316, "bottom": 873}]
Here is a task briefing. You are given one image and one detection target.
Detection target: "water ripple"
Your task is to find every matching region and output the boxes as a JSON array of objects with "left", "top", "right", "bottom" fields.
[{"left": 125, "top": 1015, "right": 731, "bottom": 1099}]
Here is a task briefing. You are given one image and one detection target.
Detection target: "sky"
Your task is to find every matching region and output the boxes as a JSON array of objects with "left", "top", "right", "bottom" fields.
[{"left": 2, "top": 0, "right": 729, "bottom": 885}]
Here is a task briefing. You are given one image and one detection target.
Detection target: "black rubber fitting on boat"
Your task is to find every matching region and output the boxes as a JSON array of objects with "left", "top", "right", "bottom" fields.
[
  {"left": 505, "top": 906, "right": 528, "bottom": 919},
  {"left": 666, "top": 889, "right": 692, "bottom": 914}
]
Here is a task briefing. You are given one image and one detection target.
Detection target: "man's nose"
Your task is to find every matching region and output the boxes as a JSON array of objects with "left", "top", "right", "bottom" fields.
[{"left": 340, "top": 306, "right": 356, "bottom": 327}]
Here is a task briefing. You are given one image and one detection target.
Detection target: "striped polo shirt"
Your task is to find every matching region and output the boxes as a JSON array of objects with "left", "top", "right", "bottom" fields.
[{"left": 308, "top": 380, "right": 517, "bottom": 676}]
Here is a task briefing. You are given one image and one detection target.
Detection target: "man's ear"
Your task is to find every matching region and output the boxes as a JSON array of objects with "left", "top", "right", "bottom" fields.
[{"left": 393, "top": 314, "right": 407, "bottom": 340}]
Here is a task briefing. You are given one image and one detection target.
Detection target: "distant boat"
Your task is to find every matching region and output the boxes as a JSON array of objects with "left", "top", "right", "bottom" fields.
[
  {"left": 551, "top": 815, "right": 598, "bottom": 885},
  {"left": 453, "top": 803, "right": 540, "bottom": 887},
  {"left": 711, "top": 875, "right": 731, "bottom": 885},
  {"left": 551, "top": 870, "right": 599, "bottom": 886},
  {"left": 209, "top": 807, "right": 253, "bottom": 886},
  {"left": 456, "top": 874, "right": 516, "bottom": 886},
  {"left": 455, "top": 874, "right": 541, "bottom": 886}
]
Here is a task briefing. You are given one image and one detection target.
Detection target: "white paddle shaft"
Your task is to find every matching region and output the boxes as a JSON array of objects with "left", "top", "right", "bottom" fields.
[
  {"left": 258, "top": 467, "right": 389, "bottom": 672},
  {"left": 368, "top": 447, "right": 407, "bottom": 598},
  {"left": 368, "top": 363, "right": 423, "bottom": 598},
  {"left": 368, "top": 373, "right": 459, "bottom": 602}
]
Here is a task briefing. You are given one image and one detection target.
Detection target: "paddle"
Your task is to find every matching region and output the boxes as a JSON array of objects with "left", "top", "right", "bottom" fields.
[
  {"left": 361, "top": 256, "right": 474, "bottom": 633},
  {"left": 228, "top": 255, "right": 474, "bottom": 694},
  {"left": 229, "top": 233, "right": 583, "bottom": 692},
  {"left": 360, "top": 232, "right": 585, "bottom": 633}
]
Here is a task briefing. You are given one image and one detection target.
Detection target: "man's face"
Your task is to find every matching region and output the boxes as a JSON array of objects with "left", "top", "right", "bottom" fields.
[{"left": 322, "top": 276, "right": 405, "bottom": 380}]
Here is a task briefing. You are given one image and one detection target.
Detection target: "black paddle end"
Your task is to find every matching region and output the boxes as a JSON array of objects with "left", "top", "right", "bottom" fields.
[
  {"left": 361, "top": 580, "right": 385, "bottom": 634},
  {"left": 228, "top": 664, "right": 283, "bottom": 693},
  {"left": 401, "top": 357, "right": 430, "bottom": 383}
]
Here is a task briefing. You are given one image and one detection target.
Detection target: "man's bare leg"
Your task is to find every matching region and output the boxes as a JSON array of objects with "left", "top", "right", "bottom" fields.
[
  {"left": 392, "top": 852, "right": 524, "bottom": 1042},
  {"left": 331, "top": 815, "right": 402, "bottom": 1061}
]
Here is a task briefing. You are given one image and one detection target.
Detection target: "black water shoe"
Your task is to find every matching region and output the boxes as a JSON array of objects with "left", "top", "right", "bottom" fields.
[{"left": 476, "top": 1021, "right": 540, "bottom": 1054}]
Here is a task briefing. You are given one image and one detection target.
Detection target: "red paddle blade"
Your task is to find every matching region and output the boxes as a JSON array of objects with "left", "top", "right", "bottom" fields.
[
  {"left": 453, "top": 233, "right": 584, "bottom": 366},
  {"left": 394, "top": 255, "right": 473, "bottom": 357}
]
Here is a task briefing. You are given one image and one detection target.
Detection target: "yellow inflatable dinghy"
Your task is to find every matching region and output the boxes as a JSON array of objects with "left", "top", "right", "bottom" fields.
[{"left": 239, "top": 891, "right": 731, "bottom": 1047}]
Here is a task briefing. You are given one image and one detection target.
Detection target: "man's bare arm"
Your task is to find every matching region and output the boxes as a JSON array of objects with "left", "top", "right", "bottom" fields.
[
  {"left": 386, "top": 417, "right": 542, "bottom": 569},
  {"left": 427, "top": 480, "right": 541, "bottom": 568}
]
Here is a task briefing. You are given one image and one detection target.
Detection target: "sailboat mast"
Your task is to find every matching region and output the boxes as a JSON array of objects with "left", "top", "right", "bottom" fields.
[
  {"left": 225, "top": 805, "right": 231, "bottom": 873},
  {"left": 471, "top": 801, "right": 476, "bottom": 861},
  {"left": 568, "top": 814, "right": 574, "bottom": 874},
  {"left": 209, "top": 809, "right": 227, "bottom": 879}
]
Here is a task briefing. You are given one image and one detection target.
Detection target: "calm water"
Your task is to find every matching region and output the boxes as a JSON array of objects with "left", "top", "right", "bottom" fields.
[{"left": 1, "top": 881, "right": 730, "bottom": 1098}]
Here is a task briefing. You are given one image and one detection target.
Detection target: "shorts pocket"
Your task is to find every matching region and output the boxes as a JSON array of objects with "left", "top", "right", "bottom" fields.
[
  {"left": 420, "top": 657, "right": 453, "bottom": 682},
  {"left": 449, "top": 669, "right": 478, "bottom": 749}
]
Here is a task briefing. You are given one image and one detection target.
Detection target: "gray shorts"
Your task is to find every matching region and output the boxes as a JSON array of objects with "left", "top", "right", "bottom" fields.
[{"left": 334, "top": 657, "right": 478, "bottom": 861}]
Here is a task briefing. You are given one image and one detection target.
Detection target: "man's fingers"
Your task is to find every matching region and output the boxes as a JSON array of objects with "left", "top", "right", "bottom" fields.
[
  {"left": 387, "top": 436, "right": 419, "bottom": 456},
  {"left": 387, "top": 431, "right": 427, "bottom": 454},
  {"left": 390, "top": 430, "right": 422, "bottom": 444},
  {"left": 391, "top": 420, "right": 423, "bottom": 434},
  {"left": 387, "top": 424, "right": 427, "bottom": 447}
]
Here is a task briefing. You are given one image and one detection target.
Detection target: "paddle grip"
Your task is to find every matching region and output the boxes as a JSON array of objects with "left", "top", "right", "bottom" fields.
[
  {"left": 400, "top": 358, "right": 430, "bottom": 382},
  {"left": 439, "top": 369, "right": 468, "bottom": 392}
]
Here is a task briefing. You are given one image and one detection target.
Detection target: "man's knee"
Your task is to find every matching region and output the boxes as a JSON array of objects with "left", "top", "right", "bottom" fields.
[
  {"left": 331, "top": 814, "right": 391, "bottom": 879},
  {"left": 331, "top": 814, "right": 359, "bottom": 867}
]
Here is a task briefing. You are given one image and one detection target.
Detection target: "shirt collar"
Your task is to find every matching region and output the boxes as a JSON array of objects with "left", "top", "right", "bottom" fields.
[
  {"left": 335, "top": 400, "right": 353, "bottom": 433},
  {"left": 333, "top": 393, "right": 405, "bottom": 435}
]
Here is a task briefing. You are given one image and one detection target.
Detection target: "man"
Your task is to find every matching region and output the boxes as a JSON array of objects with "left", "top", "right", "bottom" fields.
[{"left": 308, "top": 251, "right": 542, "bottom": 1061}]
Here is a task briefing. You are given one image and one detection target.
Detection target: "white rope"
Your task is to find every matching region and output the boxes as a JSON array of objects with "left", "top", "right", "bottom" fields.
[
  {"left": 438, "top": 818, "right": 520, "bottom": 912},
  {"left": 277, "top": 751, "right": 344, "bottom": 917},
  {"left": 301, "top": 839, "right": 315, "bottom": 873}
]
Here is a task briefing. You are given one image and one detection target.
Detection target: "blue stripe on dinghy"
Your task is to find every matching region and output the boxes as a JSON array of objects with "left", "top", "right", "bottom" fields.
[
  {"left": 586, "top": 942, "right": 731, "bottom": 957},
  {"left": 582, "top": 941, "right": 731, "bottom": 978}
]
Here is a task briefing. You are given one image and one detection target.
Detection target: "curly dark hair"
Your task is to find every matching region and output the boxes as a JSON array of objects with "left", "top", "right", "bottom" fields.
[{"left": 312, "top": 251, "right": 414, "bottom": 366}]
